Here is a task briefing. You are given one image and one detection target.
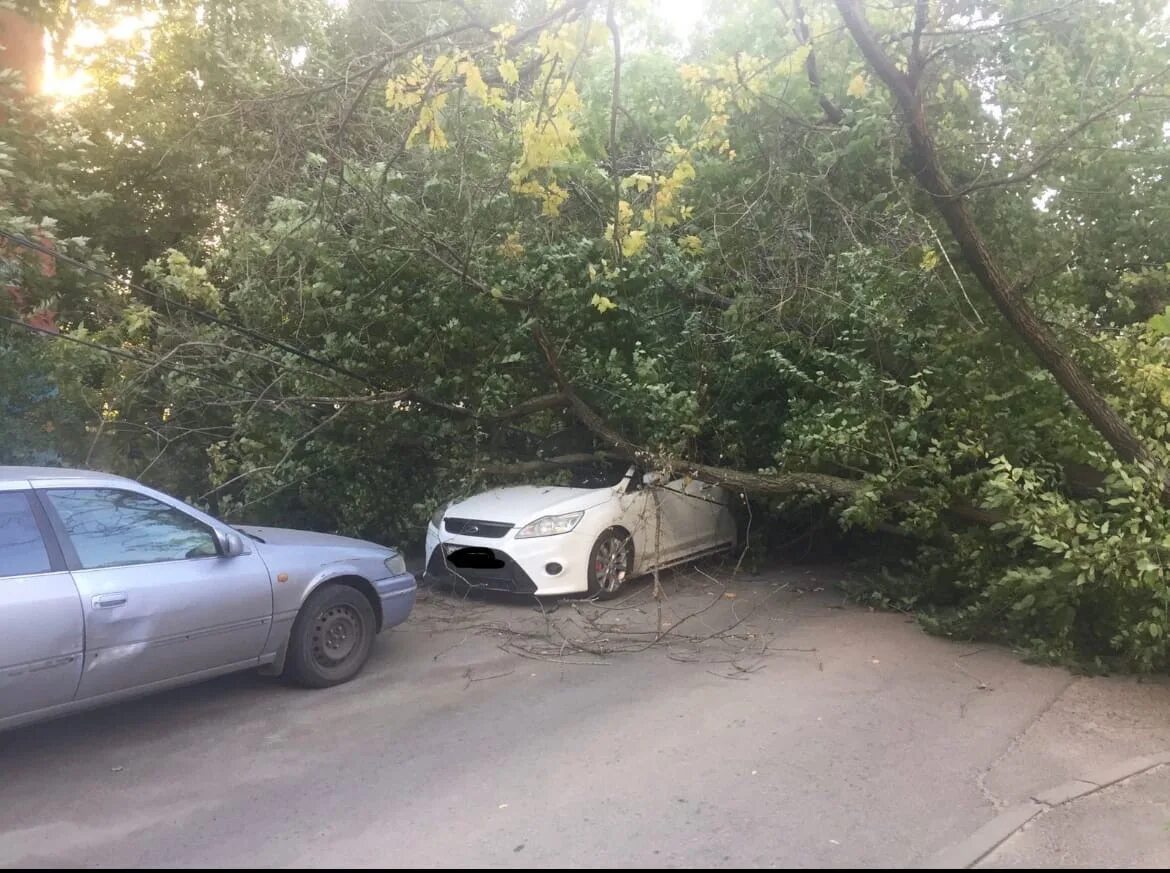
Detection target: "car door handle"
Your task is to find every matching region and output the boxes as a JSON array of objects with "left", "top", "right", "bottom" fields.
[{"left": 92, "top": 593, "right": 128, "bottom": 609}]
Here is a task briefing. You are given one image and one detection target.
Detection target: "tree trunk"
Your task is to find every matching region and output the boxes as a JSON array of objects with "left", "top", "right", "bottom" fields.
[
  {"left": 834, "top": 0, "right": 1155, "bottom": 470},
  {"left": 531, "top": 321, "right": 1001, "bottom": 526}
]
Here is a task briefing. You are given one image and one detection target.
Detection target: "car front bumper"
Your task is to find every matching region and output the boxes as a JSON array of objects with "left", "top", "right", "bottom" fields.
[
  {"left": 373, "top": 571, "right": 417, "bottom": 629},
  {"left": 424, "top": 523, "right": 589, "bottom": 595}
]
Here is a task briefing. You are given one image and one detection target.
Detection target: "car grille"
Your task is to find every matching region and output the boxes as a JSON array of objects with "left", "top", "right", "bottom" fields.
[{"left": 443, "top": 518, "right": 512, "bottom": 538}]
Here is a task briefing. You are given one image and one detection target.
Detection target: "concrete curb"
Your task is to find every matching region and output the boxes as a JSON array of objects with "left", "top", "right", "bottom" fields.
[{"left": 924, "top": 751, "right": 1170, "bottom": 869}]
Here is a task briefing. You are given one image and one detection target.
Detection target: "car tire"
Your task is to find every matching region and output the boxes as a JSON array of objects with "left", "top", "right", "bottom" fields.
[
  {"left": 285, "top": 584, "right": 377, "bottom": 688},
  {"left": 586, "top": 528, "right": 635, "bottom": 600}
]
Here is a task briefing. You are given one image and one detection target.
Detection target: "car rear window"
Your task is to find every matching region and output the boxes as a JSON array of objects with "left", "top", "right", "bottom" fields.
[{"left": 0, "top": 492, "right": 53, "bottom": 577}]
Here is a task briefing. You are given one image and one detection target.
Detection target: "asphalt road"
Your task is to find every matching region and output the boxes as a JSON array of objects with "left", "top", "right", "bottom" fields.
[{"left": 3, "top": 564, "right": 1170, "bottom": 868}]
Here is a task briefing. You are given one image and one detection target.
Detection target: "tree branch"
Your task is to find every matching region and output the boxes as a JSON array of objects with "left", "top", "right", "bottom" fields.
[
  {"left": 959, "top": 72, "right": 1170, "bottom": 195},
  {"left": 292, "top": 389, "right": 567, "bottom": 421},
  {"left": 606, "top": 0, "right": 624, "bottom": 262},
  {"left": 834, "top": 0, "right": 1158, "bottom": 473},
  {"left": 531, "top": 320, "right": 1000, "bottom": 525},
  {"left": 694, "top": 283, "right": 734, "bottom": 310},
  {"left": 785, "top": 0, "right": 845, "bottom": 124},
  {"left": 266, "top": 0, "right": 590, "bottom": 103},
  {"left": 480, "top": 451, "right": 632, "bottom": 476},
  {"left": 909, "top": 0, "right": 929, "bottom": 83}
]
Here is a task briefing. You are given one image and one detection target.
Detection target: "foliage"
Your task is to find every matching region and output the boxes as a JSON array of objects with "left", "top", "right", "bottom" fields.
[{"left": 4, "top": 0, "right": 1170, "bottom": 668}]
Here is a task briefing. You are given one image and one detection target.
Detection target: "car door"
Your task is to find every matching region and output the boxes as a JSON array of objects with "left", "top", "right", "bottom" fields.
[
  {"left": 614, "top": 474, "right": 659, "bottom": 572},
  {"left": 682, "top": 479, "right": 729, "bottom": 553},
  {"left": 38, "top": 486, "right": 274, "bottom": 700},
  {"left": 657, "top": 475, "right": 703, "bottom": 558},
  {"left": 618, "top": 471, "right": 690, "bottom": 567},
  {"left": 0, "top": 487, "right": 85, "bottom": 721}
]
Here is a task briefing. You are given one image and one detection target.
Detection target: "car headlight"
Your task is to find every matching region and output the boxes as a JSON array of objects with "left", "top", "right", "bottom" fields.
[
  {"left": 430, "top": 501, "right": 451, "bottom": 530},
  {"left": 515, "top": 511, "right": 584, "bottom": 539},
  {"left": 384, "top": 553, "right": 406, "bottom": 576}
]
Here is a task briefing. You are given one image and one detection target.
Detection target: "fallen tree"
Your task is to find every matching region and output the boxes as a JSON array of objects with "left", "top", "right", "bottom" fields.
[{"left": 9, "top": 0, "right": 1170, "bottom": 669}]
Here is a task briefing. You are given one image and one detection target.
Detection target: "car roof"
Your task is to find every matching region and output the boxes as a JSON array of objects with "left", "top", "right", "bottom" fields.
[{"left": 0, "top": 466, "right": 136, "bottom": 485}]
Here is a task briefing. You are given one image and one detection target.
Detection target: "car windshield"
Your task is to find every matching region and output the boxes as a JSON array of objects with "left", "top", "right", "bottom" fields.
[{"left": 566, "top": 459, "right": 631, "bottom": 489}]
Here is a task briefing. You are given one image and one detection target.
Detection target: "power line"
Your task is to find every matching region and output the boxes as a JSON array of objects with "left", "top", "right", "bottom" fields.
[
  {"left": 0, "top": 228, "right": 381, "bottom": 390},
  {"left": 0, "top": 313, "right": 262, "bottom": 397}
]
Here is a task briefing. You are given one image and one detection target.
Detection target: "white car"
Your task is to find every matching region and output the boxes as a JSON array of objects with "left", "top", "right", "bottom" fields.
[{"left": 424, "top": 460, "right": 737, "bottom": 598}]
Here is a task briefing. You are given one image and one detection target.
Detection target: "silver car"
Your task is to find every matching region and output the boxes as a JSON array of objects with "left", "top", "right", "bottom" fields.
[{"left": 0, "top": 466, "right": 416, "bottom": 731}]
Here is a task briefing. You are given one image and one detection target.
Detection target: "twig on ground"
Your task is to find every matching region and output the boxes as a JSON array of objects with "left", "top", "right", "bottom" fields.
[
  {"left": 464, "top": 668, "right": 516, "bottom": 689},
  {"left": 433, "top": 634, "right": 469, "bottom": 661},
  {"left": 418, "top": 565, "right": 798, "bottom": 666}
]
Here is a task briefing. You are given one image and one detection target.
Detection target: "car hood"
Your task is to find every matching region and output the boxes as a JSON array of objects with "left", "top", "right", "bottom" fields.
[
  {"left": 444, "top": 485, "right": 610, "bottom": 525},
  {"left": 237, "top": 525, "right": 395, "bottom": 557}
]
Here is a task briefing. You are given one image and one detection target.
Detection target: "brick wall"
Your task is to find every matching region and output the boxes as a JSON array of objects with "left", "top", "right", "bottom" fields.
[
  {"left": 0, "top": 9, "right": 44, "bottom": 94},
  {"left": 0, "top": 9, "right": 55, "bottom": 331}
]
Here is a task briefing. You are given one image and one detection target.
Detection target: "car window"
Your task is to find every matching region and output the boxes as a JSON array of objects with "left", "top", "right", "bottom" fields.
[
  {"left": 624, "top": 467, "right": 646, "bottom": 493},
  {"left": 46, "top": 488, "right": 219, "bottom": 570},
  {"left": 0, "top": 492, "right": 53, "bottom": 577},
  {"left": 567, "top": 460, "right": 632, "bottom": 489}
]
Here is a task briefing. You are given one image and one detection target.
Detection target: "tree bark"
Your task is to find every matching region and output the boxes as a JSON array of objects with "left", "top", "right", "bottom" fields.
[
  {"left": 479, "top": 451, "right": 631, "bottom": 476},
  {"left": 531, "top": 321, "right": 1000, "bottom": 527},
  {"left": 834, "top": 0, "right": 1156, "bottom": 471},
  {"left": 787, "top": 0, "right": 845, "bottom": 124},
  {"left": 605, "top": 0, "right": 624, "bottom": 262}
]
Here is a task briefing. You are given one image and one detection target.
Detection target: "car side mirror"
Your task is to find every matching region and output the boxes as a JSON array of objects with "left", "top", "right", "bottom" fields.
[
  {"left": 215, "top": 529, "right": 246, "bottom": 558},
  {"left": 642, "top": 471, "right": 666, "bottom": 487}
]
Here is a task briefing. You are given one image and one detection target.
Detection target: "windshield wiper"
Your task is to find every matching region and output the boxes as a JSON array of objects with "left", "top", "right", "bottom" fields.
[{"left": 235, "top": 527, "right": 265, "bottom": 543}]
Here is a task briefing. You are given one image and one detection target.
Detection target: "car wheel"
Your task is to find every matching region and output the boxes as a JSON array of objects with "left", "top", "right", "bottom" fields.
[
  {"left": 587, "top": 528, "right": 634, "bottom": 600},
  {"left": 285, "top": 584, "right": 377, "bottom": 688}
]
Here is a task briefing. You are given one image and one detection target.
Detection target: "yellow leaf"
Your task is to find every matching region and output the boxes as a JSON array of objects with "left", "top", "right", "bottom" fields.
[
  {"left": 621, "top": 229, "right": 647, "bottom": 258},
  {"left": 670, "top": 160, "right": 696, "bottom": 184},
  {"left": 776, "top": 44, "right": 811, "bottom": 77},
  {"left": 427, "top": 123, "right": 448, "bottom": 150},
  {"left": 459, "top": 59, "right": 489, "bottom": 103},
  {"left": 432, "top": 54, "right": 456, "bottom": 79},
  {"left": 541, "top": 182, "right": 568, "bottom": 217},
  {"left": 847, "top": 73, "right": 869, "bottom": 98},
  {"left": 621, "top": 173, "right": 653, "bottom": 193},
  {"left": 680, "top": 234, "right": 703, "bottom": 255},
  {"left": 920, "top": 248, "right": 941, "bottom": 271},
  {"left": 591, "top": 293, "right": 618, "bottom": 313},
  {"left": 498, "top": 232, "right": 524, "bottom": 259},
  {"left": 498, "top": 59, "right": 519, "bottom": 86}
]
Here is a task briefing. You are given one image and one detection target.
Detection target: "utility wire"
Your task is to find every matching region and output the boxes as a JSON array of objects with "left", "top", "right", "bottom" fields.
[
  {"left": 0, "top": 228, "right": 380, "bottom": 390},
  {"left": 0, "top": 313, "right": 263, "bottom": 397}
]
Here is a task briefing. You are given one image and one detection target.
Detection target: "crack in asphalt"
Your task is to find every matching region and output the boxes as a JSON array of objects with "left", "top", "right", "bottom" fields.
[{"left": 974, "top": 674, "right": 1079, "bottom": 810}]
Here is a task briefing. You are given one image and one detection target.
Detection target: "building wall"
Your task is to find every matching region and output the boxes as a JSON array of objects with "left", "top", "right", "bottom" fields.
[
  {"left": 0, "top": 9, "right": 55, "bottom": 331},
  {"left": 0, "top": 9, "right": 45, "bottom": 94}
]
